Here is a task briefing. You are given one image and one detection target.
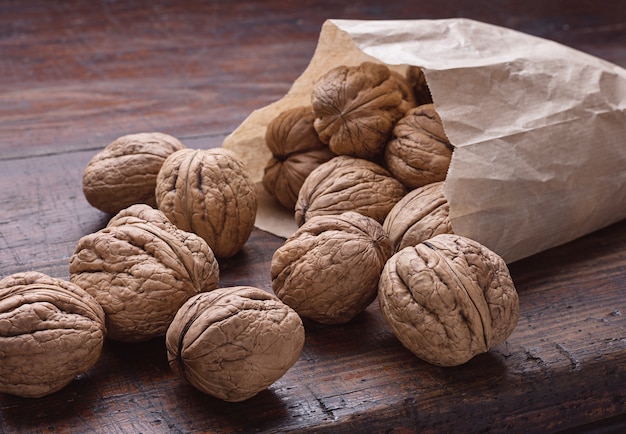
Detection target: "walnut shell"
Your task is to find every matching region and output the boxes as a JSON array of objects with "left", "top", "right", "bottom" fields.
[
  {"left": 165, "top": 286, "right": 305, "bottom": 402},
  {"left": 156, "top": 148, "right": 258, "bottom": 258},
  {"left": 383, "top": 181, "right": 453, "bottom": 253},
  {"left": 271, "top": 212, "right": 392, "bottom": 324},
  {"left": 295, "top": 155, "right": 407, "bottom": 227},
  {"left": 82, "top": 132, "right": 186, "bottom": 214},
  {"left": 378, "top": 234, "right": 519, "bottom": 367},
  {"left": 0, "top": 271, "right": 106, "bottom": 398},
  {"left": 262, "top": 106, "right": 336, "bottom": 210},
  {"left": 69, "top": 204, "right": 219, "bottom": 343},
  {"left": 312, "top": 62, "right": 415, "bottom": 160},
  {"left": 384, "top": 104, "right": 453, "bottom": 189}
]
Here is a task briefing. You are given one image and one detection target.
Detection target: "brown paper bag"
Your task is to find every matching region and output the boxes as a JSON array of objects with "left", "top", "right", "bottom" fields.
[{"left": 223, "top": 18, "right": 626, "bottom": 263}]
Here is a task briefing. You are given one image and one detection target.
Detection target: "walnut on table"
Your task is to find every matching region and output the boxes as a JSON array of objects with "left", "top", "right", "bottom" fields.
[
  {"left": 82, "top": 132, "right": 186, "bottom": 214},
  {"left": 0, "top": 271, "right": 106, "bottom": 398},
  {"left": 166, "top": 286, "right": 305, "bottom": 402},
  {"left": 156, "top": 148, "right": 257, "bottom": 258},
  {"left": 271, "top": 211, "right": 392, "bottom": 324},
  {"left": 69, "top": 204, "right": 219, "bottom": 343},
  {"left": 378, "top": 234, "right": 519, "bottom": 367},
  {"left": 383, "top": 181, "right": 453, "bottom": 253}
]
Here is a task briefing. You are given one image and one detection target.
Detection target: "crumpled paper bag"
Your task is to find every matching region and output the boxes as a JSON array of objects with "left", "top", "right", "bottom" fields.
[{"left": 222, "top": 18, "right": 626, "bottom": 263}]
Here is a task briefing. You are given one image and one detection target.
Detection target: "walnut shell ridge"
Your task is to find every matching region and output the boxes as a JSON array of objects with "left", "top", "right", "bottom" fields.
[
  {"left": 82, "top": 132, "right": 186, "bottom": 214},
  {"left": 271, "top": 211, "right": 392, "bottom": 324},
  {"left": 156, "top": 148, "right": 258, "bottom": 258},
  {"left": 312, "top": 62, "right": 415, "bottom": 160},
  {"left": 378, "top": 234, "right": 519, "bottom": 367},
  {"left": 0, "top": 271, "right": 106, "bottom": 398},
  {"left": 69, "top": 204, "right": 219, "bottom": 343},
  {"left": 166, "top": 286, "right": 305, "bottom": 402},
  {"left": 383, "top": 181, "right": 453, "bottom": 253},
  {"left": 262, "top": 106, "right": 335, "bottom": 210},
  {"left": 384, "top": 104, "right": 453, "bottom": 189},
  {"left": 295, "top": 155, "right": 407, "bottom": 227}
]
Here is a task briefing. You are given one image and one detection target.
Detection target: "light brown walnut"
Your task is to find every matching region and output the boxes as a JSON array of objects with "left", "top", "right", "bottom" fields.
[
  {"left": 378, "top": 234, "right": 519, "bottom": 367},
  {"left": 0, "top": 271, "right": 106, "bottom": 398},
  {"left": 383, "top": 181, "right": 453, "bottom": 253},
  {"left": 312, "top": 62, "right": 415, "bottom": 160},
  {"left": 271, "top": 211, "right": 392, "bottom": 324},
  {"left": 69, "top": 204, "right": 219, "bottom": 343},
  {"left": 262, "top": 106, "right": 335, "bottom": 210},
  {"left": 384, "top": 104, "right": 453, "bottom": 189},
  {"left": 166, "top": 286, "right": 305, "bottom": 402},
  {"left": 82, "top": 132, "right": 186, "bottom": 214},
  {"left": 156, "top": 148, "right": 258, "bottom": 258},
  {"left": 295, "top": 155, "right": 407, "bottom": 227}
]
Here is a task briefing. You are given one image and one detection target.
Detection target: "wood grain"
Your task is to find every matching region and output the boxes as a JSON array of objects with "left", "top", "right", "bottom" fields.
[{"left": 0, "top": 1, "right": 625, "bottom": 432}]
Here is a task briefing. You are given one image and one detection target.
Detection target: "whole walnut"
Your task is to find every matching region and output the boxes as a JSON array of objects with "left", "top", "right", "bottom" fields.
[
  {"left": 0, "top": 271, "right": 106, "bottom": 398},
  {"left": 156, "top": 148, "right": 257, "bottom": 258},
  {"left": 82, "top": 132, "right": 186, "bottom": 214},
  {"left": 69, "top": 204, "right": 219, "bottom": 343},
  {"left": 271, "top": 212, "right": 392, "bottom": 324},
  {"left": 312, "top": 62, "right": 415, "bottom": 160},
  {"left": 166, "top": 286, "right": 305, "bottom": 402},
  {"left": 262, "top": 106, "right": 336, "bottom": 210},
  {"left": 383, "top": 181, "right": 453, "bottom": 253},
  {"left": 406, "top": 66, "right": 433, "bottom": 106},
  {"left": 384, "top": 104, "right": 453, "bottom": 189},
  {"left": 295, "top": 155, "right": 407, "bottom": 227},
  {"left": 378, "top": 234, "right": 519, "bottom": 367}
]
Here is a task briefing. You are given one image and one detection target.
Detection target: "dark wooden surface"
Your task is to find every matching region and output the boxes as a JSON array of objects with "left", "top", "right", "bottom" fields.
[{"left": 1, "top": 1, "right": 625, "bottom": 433}]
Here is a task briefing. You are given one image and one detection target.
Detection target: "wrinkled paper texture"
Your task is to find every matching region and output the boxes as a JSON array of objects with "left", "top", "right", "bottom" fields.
[{"left": 223, "top": 18, "right": 626, "bottom": 263}]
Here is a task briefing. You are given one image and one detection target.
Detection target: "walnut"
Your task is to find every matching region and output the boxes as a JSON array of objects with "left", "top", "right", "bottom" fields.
[
  {"left": 82, "top": 132, "right": 186, "bottom": 214},
  {"left": 165, "top": 286, "right": 305, "bottom": 402},
  {"left": 69, "top": 204, "right": 219, "bottom": 343},
  {"left": 295, "top": 155, "right": 407, "bottom": 227},
  {"left": 156, "top": 148, "right": 257, "bottom": 258},
  {"left": 0, "top": 271, "right": 106, "bottom": 398},
  {"left": 262, "top": 106, "right": 335, "bottom": 210},
  {"left": 312, "top": 62, "right": 415, "bottom": 160},
  {"left": 384, "top": 104, "right": 453, "bottom": 189},
  {"left": 378, "top": 234, "right": 519, "bottom": 367},
  {"left": 271, "top": 211, "right": 392, "bottom": 324},
  {"left": 383, "top": 181, "right": 453, "bottom": 253},
  {"left": 390, "top": 70, "right": 419, "bottom": 109},
  {"left": 406, "top": 66, "right": 433, "bottom": 106}
]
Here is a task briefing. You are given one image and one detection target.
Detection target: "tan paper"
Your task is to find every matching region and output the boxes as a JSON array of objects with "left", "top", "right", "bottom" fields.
[{"left": 223, "top": 18, "right": 626, "bottom": 263}]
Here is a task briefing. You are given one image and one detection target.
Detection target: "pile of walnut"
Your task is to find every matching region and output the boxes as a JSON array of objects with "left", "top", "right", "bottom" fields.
[
  {"left": 0, "top": 61, "right": 519, "bottom": 402},
  {"left": 0, "top": 132, "right": 304, "bottom": 402},
  {"left": 265, "top": 61, "right": 520, "bottom": 367}
]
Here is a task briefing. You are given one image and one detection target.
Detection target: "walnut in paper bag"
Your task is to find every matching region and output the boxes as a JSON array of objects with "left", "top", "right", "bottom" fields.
[
  {"left": 311, "top": 61, "right": 415, "bottom": 160},
  {"left": 223, "top": 18, "right": 626, "bottom": 262},
  {"left": 262, "top": 106, "right": 335, "bottom": 210},
  {"left": 384, "top": 103, "right": 453, "bottom": 189}
]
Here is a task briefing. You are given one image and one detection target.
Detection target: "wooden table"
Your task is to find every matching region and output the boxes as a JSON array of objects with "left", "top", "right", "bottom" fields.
[{"left": 1, "top": 1, "right": 625, "bottom": 432}]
